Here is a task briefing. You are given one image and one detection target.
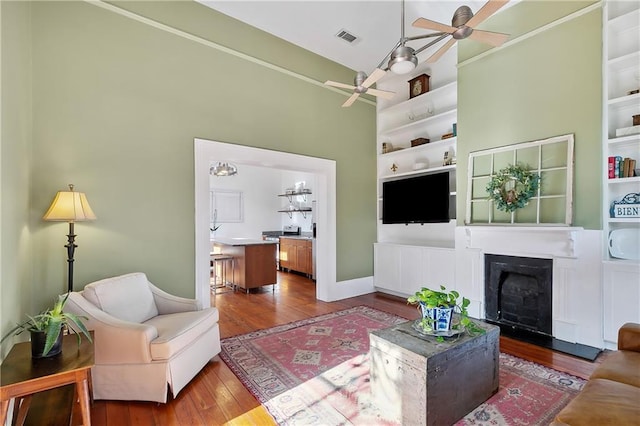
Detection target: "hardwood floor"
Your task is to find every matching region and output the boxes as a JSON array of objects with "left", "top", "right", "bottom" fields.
[{"left": 72, "top": 271, "right": 605, "bottom": 425}]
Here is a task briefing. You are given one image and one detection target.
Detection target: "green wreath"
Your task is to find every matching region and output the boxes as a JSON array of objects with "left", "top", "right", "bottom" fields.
[{"left": 486, "top": 164, "right": 540, "bottom": 213}]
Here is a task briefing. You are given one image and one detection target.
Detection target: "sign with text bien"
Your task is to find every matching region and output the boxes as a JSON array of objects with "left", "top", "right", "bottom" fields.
[{"left": 610, "top": 193, "right": 640, "bottom": 218}]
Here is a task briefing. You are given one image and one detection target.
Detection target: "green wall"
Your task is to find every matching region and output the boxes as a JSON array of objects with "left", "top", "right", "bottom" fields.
[
  {"left": 2, "top": 0, "right": 376, "bottom": 350},
  {"left": 456, "top": 1, "right": 602, "bottom": 229},
  {"left": 1, "top": 1, "right": 34, "bottom": 357}
]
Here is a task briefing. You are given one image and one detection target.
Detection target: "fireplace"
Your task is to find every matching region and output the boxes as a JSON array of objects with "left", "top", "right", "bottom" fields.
[{"left": 484, "top": 254, "right": 553, "bottom": 336}]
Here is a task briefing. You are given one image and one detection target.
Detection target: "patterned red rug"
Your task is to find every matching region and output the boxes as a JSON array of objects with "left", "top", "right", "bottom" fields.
[{"left": 220, "top": 306, "right": 585, "bottom": 425}]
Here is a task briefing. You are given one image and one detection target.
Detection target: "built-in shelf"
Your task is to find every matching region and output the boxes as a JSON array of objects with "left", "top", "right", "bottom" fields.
[
  {"left": 607, "top": 176, "right": 640, "bottom": 184},
  {"left": 607, "top": 93, "right": 640, "bottom": 108},
  {"left": 608, "top": 134, "right": 640, "bottom": 146},
  {"left": 379, "top": 108, "right": 457, "bottom": 138},
  {"left": 379, "top": 164, "right": 456, "bottom": 180}
]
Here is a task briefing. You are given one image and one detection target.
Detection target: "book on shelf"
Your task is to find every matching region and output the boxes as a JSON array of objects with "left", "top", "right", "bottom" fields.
[
  {"left": 607, "top": 156, "right": 636, "bottom": 178},
  {"left": 608, "top": 156, "right": 615, "bottom": 179},
  {"left": 624, "top": 158, "right": 630, "bottom": 178}
]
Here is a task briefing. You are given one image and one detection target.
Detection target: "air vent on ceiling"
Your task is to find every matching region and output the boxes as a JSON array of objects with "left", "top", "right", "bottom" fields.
[{"left": 335, "top": 29, "right": 359, "bottom": 44}]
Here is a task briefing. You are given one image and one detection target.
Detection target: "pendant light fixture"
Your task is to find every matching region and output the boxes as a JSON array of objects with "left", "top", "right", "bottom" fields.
[{"left": 210, "top": 162, "right": 238, "bottom": 177}]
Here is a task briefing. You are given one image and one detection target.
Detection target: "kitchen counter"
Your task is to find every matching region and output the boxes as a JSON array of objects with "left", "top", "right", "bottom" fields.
[
  {"left": 213, "top": 239, "right": 277, "bottom": 292},
  {"left": 212, "top": 237, "right": 277, "bottom": 246},
  {"left": 279, "top": 235, "right": 313, "bottom": 240}
]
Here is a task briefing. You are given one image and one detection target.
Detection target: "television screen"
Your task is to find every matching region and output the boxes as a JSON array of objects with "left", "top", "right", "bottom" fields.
[{"left": 382, "top": 172, "right": 450, "bottom": 224}]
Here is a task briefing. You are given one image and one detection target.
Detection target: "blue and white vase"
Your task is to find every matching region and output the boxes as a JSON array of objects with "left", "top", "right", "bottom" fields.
[{"left": 419, "top": 303, "right": 454, "bottom": 332}]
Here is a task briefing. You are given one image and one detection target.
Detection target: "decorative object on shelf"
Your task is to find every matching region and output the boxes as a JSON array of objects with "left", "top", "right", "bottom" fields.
[
  {"left": 608, "top": 228, "right": 640, "bottom": 260},
  {"left": 610, "top": 192, "right": 640, "bottom": 218},
  {"left": 486, "top": 164, "right": 540, "bottom": 213},
  {"left": 616, "top": 125, "right": 640, "bottom": 137},
  {"left": 1, "top": 294, "right": 92, "bottom": 358},
  {"left": 443, "top": 150, "right": 453, "bottom": 166},
  {"left": 407, "top": 285, "right": 484, "bottom": 341},
  {"left": 411, "top": 137, "right": 430, "bottom": 147},
  {"left": 634, "top": 115, "right": 640, "bottom": 126},
  {"left": 43, "top": 184, "right": 97, "bottom": 293},
  {"left": 390, "top": 163, "right": 398, "bottom": 173},
  {"left": 412, "top": 0, "right": 510, "bottom": 63},
  {"left": 210, "top": 162, "right": 238, "bottom": 176},
  {"left": 441, "top": 132, "right": 454, "bottom": 139},
  {"left": 382, "top": 142, "right": 392, "bottom": 153},
  {"left": 408, "top": 74, "right": 430, "bottom": 99},
  {"left": 324, "top": 69, "right": 395, "bottom": 108},
  {"left": 453, "top": 123, "right": 457, "bottom": 136}
]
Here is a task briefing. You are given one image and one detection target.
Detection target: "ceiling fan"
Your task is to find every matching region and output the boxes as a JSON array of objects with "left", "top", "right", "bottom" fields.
[
  {"left": 325, "top": 0, "right": 509, "bottom": 107},
  {"left": 324, "top": 0, "right": 448, "bottom": 107},
  {"left": 413, "top": 0, "right": 510, "bottom": 64},
  {"left": 324, "top": 68, "right": 395, "bottom": 107}
]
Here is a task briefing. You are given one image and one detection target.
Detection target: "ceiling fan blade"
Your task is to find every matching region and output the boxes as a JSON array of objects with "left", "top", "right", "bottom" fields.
[
  {"left": 426, "top": 38, "right": 457, "bottom": 63},
  {"left": 466, "top": 0, "right": 509, "bottom": 28},
  {"left": 366, "top": 88, "right": 396, "bottom": 100},
  {"left": 342, "top": 93, "right": 360, "bottom": 108},
  {"left": 362, "top": 68, "right": 387, "bottom": 88},
  {"left": 325, "top": 80, "right": 355, "bottom": 90},
  {"left": 412, "top": 17, "right": 457, "bottom": 34},
  {"left": 469, "top": 29, "right": 509, "bottom": 46}
]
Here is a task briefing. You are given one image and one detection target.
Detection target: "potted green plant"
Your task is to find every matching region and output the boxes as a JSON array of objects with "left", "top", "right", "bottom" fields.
[
  {"left": 407, "top": 285, "right": 484, "bottom": 340},
  {"left": 1, "top": 294, "right": 92, "bottom": 358}
]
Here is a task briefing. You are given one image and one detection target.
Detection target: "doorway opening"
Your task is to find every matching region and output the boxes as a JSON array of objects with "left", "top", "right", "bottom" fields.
[{"left": 194, "top": 138, "right": 337, "bottom": 308}]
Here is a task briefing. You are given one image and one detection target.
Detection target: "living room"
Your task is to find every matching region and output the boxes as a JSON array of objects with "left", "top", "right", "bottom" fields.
[{"left": 1, "top": 0, "right": 639, "bottom": 424}]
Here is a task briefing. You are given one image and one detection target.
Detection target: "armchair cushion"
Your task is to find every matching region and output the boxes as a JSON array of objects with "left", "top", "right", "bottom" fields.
[
  {"left": 83, "top": 272, "right": 158, "bottom": 323},
  {"left": 146, "top": 308, "right": 219, "bottom": 360}
]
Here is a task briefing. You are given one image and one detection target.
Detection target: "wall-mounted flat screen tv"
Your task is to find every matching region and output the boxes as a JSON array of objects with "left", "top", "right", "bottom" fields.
[{"left": 382, "top": 172, "right": 450, "bottom": 224}]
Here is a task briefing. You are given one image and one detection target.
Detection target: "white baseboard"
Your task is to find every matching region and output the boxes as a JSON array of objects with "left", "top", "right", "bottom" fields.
[{"left": 326, "top": 276, "right": 375, "bottom": 302}]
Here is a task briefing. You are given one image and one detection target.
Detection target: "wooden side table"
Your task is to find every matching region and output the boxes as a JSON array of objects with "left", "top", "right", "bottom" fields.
[{"left": 0, "top": 332, "right": 94, "bottom": 426}]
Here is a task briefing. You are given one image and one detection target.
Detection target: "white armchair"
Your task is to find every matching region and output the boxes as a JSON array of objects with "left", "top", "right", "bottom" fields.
[{"left": 65, "top": 272, "right": 220, "bottom": 403}]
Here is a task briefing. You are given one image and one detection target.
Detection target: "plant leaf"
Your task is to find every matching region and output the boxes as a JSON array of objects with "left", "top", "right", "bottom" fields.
[{"left": 42, "top": 319, "right": 63, "bottom": 356}]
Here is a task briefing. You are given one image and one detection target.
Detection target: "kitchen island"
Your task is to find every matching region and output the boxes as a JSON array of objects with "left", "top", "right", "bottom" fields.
[{"left": 212, "top": 238, "right": 277, "bottom": 292}]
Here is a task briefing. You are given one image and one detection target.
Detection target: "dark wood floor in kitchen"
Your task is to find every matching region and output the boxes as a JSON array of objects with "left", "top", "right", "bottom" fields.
[{"left": 56, "top": 271, "right": 606, "bottom": 426}]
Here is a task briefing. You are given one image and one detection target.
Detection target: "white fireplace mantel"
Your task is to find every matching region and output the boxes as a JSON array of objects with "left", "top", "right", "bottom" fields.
[{"left": 464, "top": 226, "right": 584, "bottom": 259}]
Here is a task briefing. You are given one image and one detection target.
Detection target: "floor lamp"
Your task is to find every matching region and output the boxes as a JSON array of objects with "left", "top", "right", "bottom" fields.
[{"left": 43, "top": 184, "right": 97, "bottom": 293}]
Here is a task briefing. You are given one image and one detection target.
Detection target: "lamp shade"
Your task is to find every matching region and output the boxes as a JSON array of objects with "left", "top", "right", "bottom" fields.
[{"left": 43, "top": 185, "right": 96, "bottom": 222}]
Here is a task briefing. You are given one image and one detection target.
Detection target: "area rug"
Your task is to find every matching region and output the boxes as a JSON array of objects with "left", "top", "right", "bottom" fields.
[{"left": 220, "top": 306, "right": 585, "bottom": 425}]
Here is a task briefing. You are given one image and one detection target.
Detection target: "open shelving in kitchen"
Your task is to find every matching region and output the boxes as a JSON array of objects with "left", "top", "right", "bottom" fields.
[{"left": 278, "top": 208, "right": 312, "bottom": 219}]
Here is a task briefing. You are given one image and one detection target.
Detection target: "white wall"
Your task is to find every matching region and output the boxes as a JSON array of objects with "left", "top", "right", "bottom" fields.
[
  {"left": 208, "top": 166, "right": 317, "bottom": 239},
  {"left": 209, "top": 164, "right": 282, "bottom": 240}
]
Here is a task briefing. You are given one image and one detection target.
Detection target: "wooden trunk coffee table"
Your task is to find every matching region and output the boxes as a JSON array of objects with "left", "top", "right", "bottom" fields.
[
  {"left": 369, "top": 319, "right": 499, "bottom": 426},
  {"left": 0, "top": 332, "right": 94, "bottom": 426}
]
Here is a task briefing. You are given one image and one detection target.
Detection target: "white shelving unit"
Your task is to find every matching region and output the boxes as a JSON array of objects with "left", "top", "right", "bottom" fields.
[
  {"left": 375, "top": 50, "right": 458, "bottom": 222},
  {"left": 373, "top": 50, "right": 458, "bottom": 296},
  {"left": 602, "top": 1, "right": 640, "bottom": 344},
  {"left": 603, "top": 1, "right": 640, "bottom": 261}
]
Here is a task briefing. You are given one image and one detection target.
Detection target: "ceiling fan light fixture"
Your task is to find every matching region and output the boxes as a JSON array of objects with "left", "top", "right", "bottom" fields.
[
  {"left": 388, "top": 45, "right": 418, "bottom": 75},
  {"left": 210, "top": 162, "right": 238, "bottom": 176}
]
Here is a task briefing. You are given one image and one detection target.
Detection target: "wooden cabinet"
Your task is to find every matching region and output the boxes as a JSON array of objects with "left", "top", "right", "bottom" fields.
[{"left": 279, "top": 237, "right": 312, "bottom": 276}]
